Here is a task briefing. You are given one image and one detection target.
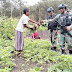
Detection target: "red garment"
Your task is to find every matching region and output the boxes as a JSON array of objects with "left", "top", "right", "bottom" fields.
[{"left": 32, "top": 32, "right": 38, "bottom": 39}]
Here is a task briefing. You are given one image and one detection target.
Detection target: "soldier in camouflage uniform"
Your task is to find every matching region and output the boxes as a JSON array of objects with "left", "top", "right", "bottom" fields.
[
  {"left": 49, "top": 4, "right": 72, "bottom": 54},
  {"left": 47, "top": 7, "right": 58, "bottom": 51}
]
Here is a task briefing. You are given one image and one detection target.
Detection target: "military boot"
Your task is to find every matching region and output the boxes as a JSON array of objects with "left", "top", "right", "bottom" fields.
[
  {"left": 69, "top": 50, "right": 72, "bottom": 54},
  {"left": 68, "top": 45, "right": 72, "bottom": 54},
  {"left": 61, "top": 48, "right": 66, "bottom": 54},
  {"left": 51, "top": 47, "right": 56, "bottom": 51}
]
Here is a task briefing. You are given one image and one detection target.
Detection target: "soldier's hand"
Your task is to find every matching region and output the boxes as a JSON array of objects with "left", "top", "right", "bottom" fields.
[
  {"left": 66, "top": 26, "right": 71, "bottom": 31},
  {"left": 48, "top": 19, "right": 53, "bottom": 22}
]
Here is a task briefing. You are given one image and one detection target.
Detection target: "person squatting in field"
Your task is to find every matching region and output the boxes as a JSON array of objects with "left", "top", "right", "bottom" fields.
[
  {"left": 32, "top": 25, "right": 40, "bottom": 40},
  {"left": 15, "top": 8, "right": 40, "bottom": 56},
  {"left": 48, "top": 3, "right": 72, "bottom": 54}
]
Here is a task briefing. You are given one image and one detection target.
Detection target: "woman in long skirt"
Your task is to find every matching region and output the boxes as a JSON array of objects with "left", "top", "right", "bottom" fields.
[{"left": 15, "top": 8, "right": 40, "bottom": 56}]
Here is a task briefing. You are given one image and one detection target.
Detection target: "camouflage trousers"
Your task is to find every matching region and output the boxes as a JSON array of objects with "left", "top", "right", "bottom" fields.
[
  {"left": 50, "top": 30, "right": 57, "bottom": 47},
  {"left": 58, "top": 30, "right": 72, "bottom": 50},
  {"left": 68, "top": 30, "right": 72, "bottom": 50}
]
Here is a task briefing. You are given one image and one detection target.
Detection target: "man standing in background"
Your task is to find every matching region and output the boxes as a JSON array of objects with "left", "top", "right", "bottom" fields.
[{"left": 47, "top": 7, "right": 58, "bottom": 51}]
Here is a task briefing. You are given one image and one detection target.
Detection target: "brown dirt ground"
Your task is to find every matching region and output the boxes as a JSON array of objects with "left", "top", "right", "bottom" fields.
[
  {"left": 11, "top": 56, "right": 54, "bottom": 72},
  {"left": 26, "top": 30, "right": 50, "bottom": 40}
]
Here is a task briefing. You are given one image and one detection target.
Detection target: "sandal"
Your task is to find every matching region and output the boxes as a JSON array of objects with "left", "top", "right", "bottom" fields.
[{"left": 17, "top": 52, "right": 23, "bottom": 56}]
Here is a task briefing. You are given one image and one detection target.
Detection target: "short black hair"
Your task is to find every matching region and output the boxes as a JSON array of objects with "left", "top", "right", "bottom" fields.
[{"left": 23, "top": 8, "right": 29, "bottom": 14}]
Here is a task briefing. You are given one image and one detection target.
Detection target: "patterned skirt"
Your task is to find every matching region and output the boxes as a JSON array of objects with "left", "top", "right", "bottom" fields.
[{"left": 15, "top": 30, "right": 24, "bottom": 50}]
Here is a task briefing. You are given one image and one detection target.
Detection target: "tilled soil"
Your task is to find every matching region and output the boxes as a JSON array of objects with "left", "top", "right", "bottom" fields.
[{"left": 11, "top": 56, "right": 54, "bottom": 72}]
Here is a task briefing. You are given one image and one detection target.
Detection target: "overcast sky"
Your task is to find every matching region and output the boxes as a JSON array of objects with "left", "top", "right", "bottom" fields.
[{"left": 24, "top": 0, "right": 41, "bottom": 6}]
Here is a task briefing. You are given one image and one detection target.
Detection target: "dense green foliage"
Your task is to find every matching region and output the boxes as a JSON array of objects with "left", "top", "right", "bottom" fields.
[
  {"left": 0, "top": 17, "right": 17, "bottom": 72},
  {"left": 23, "top": 38, "right": 72, "bottom": 72}
]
